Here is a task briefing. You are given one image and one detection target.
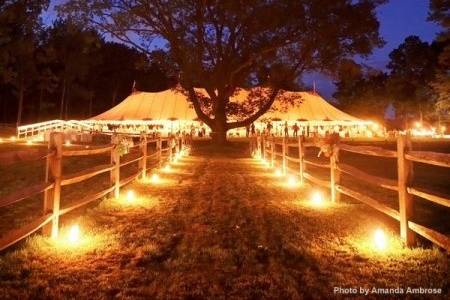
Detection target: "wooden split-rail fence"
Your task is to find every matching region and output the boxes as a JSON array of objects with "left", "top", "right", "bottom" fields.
[
  {"left": 0, "top": 132, "right": 189, "bottom": 251},
  {"left": 250, "top": 134, "right": 450, "bottom": 251}
]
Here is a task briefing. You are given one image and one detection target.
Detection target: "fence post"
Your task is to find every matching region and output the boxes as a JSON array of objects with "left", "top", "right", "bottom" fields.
[
  {"left": 261, "top": 135, "right": 265, "bottom": 160},
  {"left": 158, "top": 136, "right": 162, "bottom": 168},
  {"left": 397, "top": 133, "right": 415, "bottom": 247},
  {"left": 298, "top": 136, "right": 304, "bottom": 185},
  {"left": 282, "top": 136, "right": 287, "bottom": 174},
  {"left": 141, "top": 135, "right": 147, "bottom": 179},
  {"left": 271, "top": 138, "right": 274, "bottom": 167},
  {"left": 43, "top": 132, "right": 63, "bottom": 238},
  {"left": 169, "top": 136, "right": 173, "bottom": 162},
  {"left": 43, "top": 139, "right": 51, "bottom": 218},
  {"left": 330, "top": 145, "right": 341, "bottom": 202},
  {"left": 110, "top": 134, "right": 120, "bottom": 199}
]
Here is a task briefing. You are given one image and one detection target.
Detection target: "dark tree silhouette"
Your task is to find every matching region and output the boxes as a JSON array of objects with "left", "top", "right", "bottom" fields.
[
  {"left": 60, "top": 0, "right": 385, "bottom": 143},
  {"left": 0, "top": 0, "right": 49, "bottom": 126},
  {"left": 387, "top": 36, "right": 438, "bottom": 126},
  {"left": 334, "top": 61, "right": 389, "bottom": 122}
]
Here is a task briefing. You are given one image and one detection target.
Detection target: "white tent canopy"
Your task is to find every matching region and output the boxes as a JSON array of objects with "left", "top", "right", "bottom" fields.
[
  {"left": 262, "top": 91, "right": 362, "bottom": 123},
  {"left": 91, "top": 89, "right": 198, "bottom": 121},
  {"left": 89, "top": 87, "right": 367, "bottom": 126}
]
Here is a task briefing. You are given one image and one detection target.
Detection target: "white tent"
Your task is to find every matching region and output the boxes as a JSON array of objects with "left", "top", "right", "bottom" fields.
[
  {"left": 263, "top": 91, "right": 362, "bottom": 124},
  {"left": 91, "top": 89, "right": 197, "bottom": 121},
  {"left": 226, "top": 89, "right": 375, "bottom": 137},
  {"left": 85, "top": 87, "right": 375, "bottom": 137}
]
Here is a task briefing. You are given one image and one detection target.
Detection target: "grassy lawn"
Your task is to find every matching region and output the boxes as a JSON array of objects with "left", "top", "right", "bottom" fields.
[{"left": 0, "top": 140, "right": 448, "bottom": 298}]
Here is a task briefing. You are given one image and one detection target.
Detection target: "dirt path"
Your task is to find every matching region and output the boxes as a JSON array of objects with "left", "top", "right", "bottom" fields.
[{"left": 0, "top": 144, "right": 448, "bottom": 299}]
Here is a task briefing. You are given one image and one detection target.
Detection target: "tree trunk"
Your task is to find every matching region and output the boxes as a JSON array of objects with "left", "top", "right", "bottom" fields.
[
  {"left": 210, "top": 106, "right": 228, "bottom": 144},
  {"left": 88, "top": 94, "right": 93, "bottom": 117},
  {"left": 59, "top": 77, "right": 66, "bottom": 120},
  {"left": 16, "top": 78, "right": 25, "bottom": 127},
  {"left": 2, "top": 95, "right": 7, "bottom": 123},
  {"left": 38, "top": 88, "right": 44, "bottom": 121},
  {"left": 111, "top": 86, "right": 118, "bottom": 106},
  {"left": 64, "top": 84, "right": 71, "bottom": 120},
  {"left": 211, "top": 122, "right": 228, "bottom": 144}
]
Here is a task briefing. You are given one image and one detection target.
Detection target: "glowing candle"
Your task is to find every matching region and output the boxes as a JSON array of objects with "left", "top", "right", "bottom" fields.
[
  {"left": 274, "top": 168, "right": 282, "bottom": 177},
  {"left": 287, "top": 175, "right": 297, "bottom": 187},
  {"left": 311, "top": 191, "right": 323, "bottom": 206},
  {"left": 68, "top": 225, "right": 80, "bottom": 243},
  {"left": 151, "top": 173, "right": 160, "bottom": 183},
  {"left": 374, "top": 228, "right": 387, "bottom": 251},
  {"left": 126, "top": 190, "right": 135, "bottom": 202}
]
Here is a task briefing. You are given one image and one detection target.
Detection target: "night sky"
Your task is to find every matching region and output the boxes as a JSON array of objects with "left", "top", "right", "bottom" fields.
[{"left": 43, "top": 0, "right": 442, "bottom": 99}]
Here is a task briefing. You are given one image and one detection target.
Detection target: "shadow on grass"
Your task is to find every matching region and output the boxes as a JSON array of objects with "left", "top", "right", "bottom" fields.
[{"left": 191, "top": 140, "right": 250, "bottom": 158}]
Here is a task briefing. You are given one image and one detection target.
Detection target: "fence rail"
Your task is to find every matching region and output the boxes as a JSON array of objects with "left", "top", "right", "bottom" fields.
[
  {"left": 0, "top": 132, "right": 189, "bottom": 251},
  {"left": 251, "top": 134, "right": 450, "bottom": 251}
]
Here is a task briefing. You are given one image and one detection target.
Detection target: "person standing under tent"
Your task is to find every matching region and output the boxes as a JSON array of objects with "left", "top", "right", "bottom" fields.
[
  {"left": 267, "top": 122, "right": 273, "bottom": 136},
  {"left": 251, "top": 123, "right": 256, "bottom": 136},
  {"left": 284, "top": 121, "right": 289, "bottom": 137},
  {"left": 292, "top": 123, "right": 299, "bottom": 137},
  {"left": 246, "top": 124, "right": 250, "bottom": 137}
]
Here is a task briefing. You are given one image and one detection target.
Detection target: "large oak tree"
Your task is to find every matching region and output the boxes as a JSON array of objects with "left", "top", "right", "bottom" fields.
[{"left": 60, "top": 0, "right": 385, "bottom": 143}]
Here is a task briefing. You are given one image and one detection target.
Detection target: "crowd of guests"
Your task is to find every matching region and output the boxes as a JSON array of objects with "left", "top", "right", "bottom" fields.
[
  {"left": 88, "top": 120, "right": 382, "bottom": 140},
  {"left": 242, "top": 121, "right": 382, "bottom": 138}
]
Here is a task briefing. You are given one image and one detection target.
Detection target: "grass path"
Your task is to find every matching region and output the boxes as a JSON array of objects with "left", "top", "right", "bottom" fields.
[{"left": 0, "top": 144, "right": 448, "bottom": 299}]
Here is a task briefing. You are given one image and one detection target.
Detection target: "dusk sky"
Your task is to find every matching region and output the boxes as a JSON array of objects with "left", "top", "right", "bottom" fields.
[{"left": 43, "top": 0, "right": 443, "bottom": 99}]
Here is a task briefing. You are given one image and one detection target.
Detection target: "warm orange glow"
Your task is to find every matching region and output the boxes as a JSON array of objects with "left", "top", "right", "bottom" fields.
[
  {"left": 68, "top": 224, "right": 80, "bottom": 244},
  {"left": 0, "top": 137, "right": 3, "bottom": 143},
  {"left": 151, "top": 173, "right": 160, "bottom": 183},
  {"left": 415, "top": 122, "right": 421, "bottom": 128},
  {"left": 274, "top": 168, "right": 282, "bottom": 177},
  {"left": 374, "top": 228, "right": 387, "bottom": 251},
  {"left": 371, "top": 123, "right": 379, "bottom": 130},
  {"left": 311, "top": 191, "right": 324, "bottom": 207},
  {"left": 126, "top": 190, "right": 136, "bottom": 203},
  {"left": 10, "top": 136, "right": 16, "bottom": 142},
  {"left": 441, "top": 126, "right": 446, "bottom": 132},
  {"left": 65, "top": 141, "right": 72, "bottom": 146},
  {"left": 287, "top": 175, "right": 298, "bottom": 187},
  {"left": 26, "top": 140, "right": 33, "bottom": 145},
  {"left": 163, "top": 164, "right": 172, "bottom": 172}
]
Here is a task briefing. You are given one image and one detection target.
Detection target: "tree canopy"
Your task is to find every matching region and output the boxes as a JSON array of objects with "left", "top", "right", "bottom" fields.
[
  {"left": 334, "top": 33, "right": 449, "bottom": 128},
  {"left": 60, "top": 0, "right": 386, "bottom": 142}
]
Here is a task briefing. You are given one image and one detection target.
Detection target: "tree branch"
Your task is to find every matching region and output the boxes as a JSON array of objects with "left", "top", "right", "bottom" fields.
[{"left": 227, "top": 88, "right": 280, "bottom": 129}]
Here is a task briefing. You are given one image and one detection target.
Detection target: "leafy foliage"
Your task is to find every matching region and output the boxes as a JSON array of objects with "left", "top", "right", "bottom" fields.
[
  {"left": 59, "top": 0, "right": 385, "bottom": 141},
  {"left": 428, "top": 0, "right": 450, "bottom": 121}
]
